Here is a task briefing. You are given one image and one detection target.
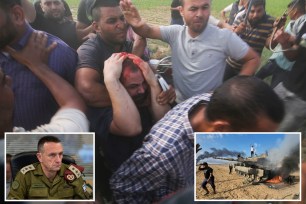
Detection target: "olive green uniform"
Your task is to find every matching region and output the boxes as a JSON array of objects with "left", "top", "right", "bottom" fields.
[{"left": 8, "top": 162, "right": 91, "bottom": 200}]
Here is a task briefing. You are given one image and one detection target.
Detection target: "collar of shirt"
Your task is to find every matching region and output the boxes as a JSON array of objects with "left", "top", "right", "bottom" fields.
[{"left": 11, "top": 23, "right": 34, "bottom": 51}]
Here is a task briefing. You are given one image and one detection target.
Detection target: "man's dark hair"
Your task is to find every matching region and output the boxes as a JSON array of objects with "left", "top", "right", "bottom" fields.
[
  {"left": 250, "top": 0, "right": 266, "bottom": 9},
  {"left": 120, "top": 58, "right": 141, "bottom": 82},
  {"left": 205, "top": 76, "right": 284, "bottom": 131},
  {"left": 37, "top": 135, "right": 61, "bottom": 152},
  {"left": 203, "top": 162, "right": 208, "bottom": 166},
  {"left": 0, "top": 0, "right": 21, "bottom": 9},
  {"left": 92, "top": 0, "right": 120, "bottom": 22},
  {"left": 288, "top": 0, "right": 305, "bottom": 13}
]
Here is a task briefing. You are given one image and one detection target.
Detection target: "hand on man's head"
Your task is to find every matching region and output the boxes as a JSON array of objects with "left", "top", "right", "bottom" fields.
[{"left": 103, "top": 53, "right": 127, "bottom": 81}]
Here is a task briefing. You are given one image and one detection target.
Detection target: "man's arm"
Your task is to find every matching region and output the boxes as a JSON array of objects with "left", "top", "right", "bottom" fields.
[
  {"left": 5, "top": 32, "right": 86, "bottom": 113},
  {"left": 110, "top": 148, "right": 167, "bottom": 204},
  {"left": 75, "top": 68, "right": 112, "bottom": 108},
  {"left": 76, "top": 23, "right": 95, "bottom": 41},
  {"left": 128, "top": 55, "right": 171, "bottom": 122},
  {"left": 104, "top": 54, "right": 142, "bottom": 136},
  {"left": 238, "top": 48, "right": 260, "bottom": 76},
  {"left": 131, "top": 32, "right": 148, "bottom": 58},
  {"left": 120, "top": 0, "right": 162, "bottom": 40},
  {"left": 273, "top": 28, "right": 299, "bottom": 61},
  {"left": 7, "top": 172, "right": 27, "bottom": 199}
]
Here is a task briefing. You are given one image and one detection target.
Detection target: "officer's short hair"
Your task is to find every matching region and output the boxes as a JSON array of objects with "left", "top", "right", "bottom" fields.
[{"left": 37, "top": 135, "right": 61, "bottom": 152}]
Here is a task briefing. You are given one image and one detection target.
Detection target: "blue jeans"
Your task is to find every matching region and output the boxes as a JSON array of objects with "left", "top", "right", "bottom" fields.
[{"left": 274, "top": 83, "right": 306, "bottom": 132}]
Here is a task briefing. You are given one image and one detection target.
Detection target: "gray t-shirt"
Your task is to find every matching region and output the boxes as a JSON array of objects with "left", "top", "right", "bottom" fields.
[{"left": 160, "top": 24, "right": 249, "bottom": 102}]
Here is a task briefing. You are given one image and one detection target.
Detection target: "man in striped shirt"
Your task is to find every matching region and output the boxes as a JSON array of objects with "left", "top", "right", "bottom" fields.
[{"left": 223, "top": 0, "right": 275, "bottom": 81}]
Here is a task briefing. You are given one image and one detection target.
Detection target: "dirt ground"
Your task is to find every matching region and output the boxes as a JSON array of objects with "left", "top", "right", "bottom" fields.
[
  {"left": 140, "top": 6, "right": 172, "bottom": 59},
  {"left": 195, "top": 164, "right": 301, "bottom": 201}
]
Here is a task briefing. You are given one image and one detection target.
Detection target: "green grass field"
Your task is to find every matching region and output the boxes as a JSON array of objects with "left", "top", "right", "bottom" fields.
[{"left": 66, "top": 0, "right": 292, "bottom": 63}]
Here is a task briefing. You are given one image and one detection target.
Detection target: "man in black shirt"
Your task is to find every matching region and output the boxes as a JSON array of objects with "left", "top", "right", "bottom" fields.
[
  {"left": 31, "top": 0, "right": 80, "bottom": 49},
  {"left": 199, "top": 162, "right": 216, "bottom": 195}
]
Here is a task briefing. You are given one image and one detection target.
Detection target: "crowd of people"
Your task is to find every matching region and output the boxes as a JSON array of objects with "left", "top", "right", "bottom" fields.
[{"left": 1, "top": 0, "right": 306, "bottom": 203}]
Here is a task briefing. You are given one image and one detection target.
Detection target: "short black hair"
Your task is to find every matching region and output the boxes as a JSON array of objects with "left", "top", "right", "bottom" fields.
[
  {"left": 251, "top": 0, "right": 266, "bottom": 8},
  {"left": 205, "top": 76, "right": 284, "bottom": 131},
  {"left": 203, "top": 162, "right": 208, "bottom": 166},
  {"left": 288, "top": 0, "right": 305, "bottom": 13},
  {"left": 37, "top": 135, "right": 61, "bottom": 152},
  {"left": 92, "top": 0, "right": 120, "bottom": 22},
  {"left": 0, "top": 0, "right": 21, "bottom": 10}
]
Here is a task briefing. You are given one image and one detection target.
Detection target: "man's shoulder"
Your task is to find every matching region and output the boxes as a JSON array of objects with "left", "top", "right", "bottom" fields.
[
  {"left": 44, "top": 32, "right": 76, "bottom": 55},
  {"left": 77, "top": 36, "right": 106, "bottom": 54},
  {"left": 19, "top": 163, "right": 37, "bottom": 175}
]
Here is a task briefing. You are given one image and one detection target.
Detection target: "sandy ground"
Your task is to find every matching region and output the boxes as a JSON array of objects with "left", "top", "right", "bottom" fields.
[{"left": 195, "top": 164, "right": 300, "bottom": 201}]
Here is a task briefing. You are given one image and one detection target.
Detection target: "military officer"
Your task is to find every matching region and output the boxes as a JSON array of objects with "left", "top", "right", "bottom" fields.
[{"left": 7, "top": 135, "right": 92, "bottom": 199}]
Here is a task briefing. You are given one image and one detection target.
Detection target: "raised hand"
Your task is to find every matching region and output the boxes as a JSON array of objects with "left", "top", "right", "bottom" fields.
[
  {"left": 120, "top": 0, "right": 142, "bottom": 27},
  {"left": 5, "top": 31, "right": 57, "bottom": 68},
  {"left": 104, "top": 53, "right": 127, "bottom": 81}
]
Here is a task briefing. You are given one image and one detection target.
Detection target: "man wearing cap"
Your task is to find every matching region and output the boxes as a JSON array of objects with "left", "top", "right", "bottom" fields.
[{"left": 7, "top": 136, "right": 92, "bottom": 200}]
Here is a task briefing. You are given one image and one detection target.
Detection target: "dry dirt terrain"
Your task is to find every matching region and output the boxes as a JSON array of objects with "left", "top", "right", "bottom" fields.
[{"left": 195, "top": 164, "right": 301, "bottom": 201}]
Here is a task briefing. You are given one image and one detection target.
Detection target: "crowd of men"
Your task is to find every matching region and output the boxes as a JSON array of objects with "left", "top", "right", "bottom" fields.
[{"left": 1, "top": 0, "right": 306, "bottom": 203}]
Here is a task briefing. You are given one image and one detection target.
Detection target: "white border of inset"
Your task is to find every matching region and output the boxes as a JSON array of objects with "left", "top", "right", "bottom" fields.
[
  {"left": 194, "top": 132, "right": 302, "bottom": 202},
  {"left": 4, "top": 132, "right": 95, "bottom": 202}
]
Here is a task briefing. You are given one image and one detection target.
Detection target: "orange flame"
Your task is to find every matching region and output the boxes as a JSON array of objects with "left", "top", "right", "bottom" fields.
[{"left": 266, "top": 175, "right": 283, "bottom": 183}]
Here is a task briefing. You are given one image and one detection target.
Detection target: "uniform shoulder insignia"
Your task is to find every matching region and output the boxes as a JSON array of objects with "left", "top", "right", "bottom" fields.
[
  {"left": 20, "top": 164, "right": 35, "bottom": 175},
  {"left": 64, "top": 164, "right": 84, "bottom": 182}
]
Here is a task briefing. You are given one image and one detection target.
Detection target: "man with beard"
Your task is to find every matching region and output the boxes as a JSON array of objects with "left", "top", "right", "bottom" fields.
[
  {"left": 7, "top": 136, "right": 91, "bottom": 199},
  {"left": 100, "top": 53, "right": 170, "bottom": 172},
  {"left": 75, "top": 2, "right": 174, "bottom": 201},
  {"left": 0, "top": 0, "right": 77, "bottom": 130},
  {"left": 120, "top": 0, "right": 260, "bottom": 103},
  {"left": 110, "top": 75, "right": 285, "bottom": 203},
  {"left": 31, "top": 0, "right": 80, "bottom": 49},
  {"left": 223, "top": 0, "right": 275, "bottom": 80}
]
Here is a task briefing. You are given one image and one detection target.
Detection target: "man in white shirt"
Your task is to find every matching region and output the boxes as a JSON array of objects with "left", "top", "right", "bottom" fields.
[{"left": 120, "top": 0, "right": 260, "bottom": 102}]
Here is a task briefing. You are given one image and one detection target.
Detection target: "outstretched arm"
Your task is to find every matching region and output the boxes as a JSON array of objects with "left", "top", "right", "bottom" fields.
[
  {"left": 104, "top": 53, "right": 142, "bottom": 136},
  {"left": 120, "top": 0, "right": 162, "bottom": 40},
  {"left": 5, "top": 31, "right": 86, "bottom": 114}
]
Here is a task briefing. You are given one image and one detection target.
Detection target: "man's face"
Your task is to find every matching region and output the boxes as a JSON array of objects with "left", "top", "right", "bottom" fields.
[
  {"left": 0, "top": 8, "right": 18, "bottom": 49},
  {"left": 122, "top": 69, "right": 149, "bottom": 106},
  {"left": 37, "top": 142, "right": 63, "bottom": 174},
  {"left": 248, "top": 5, "right": 265, "bottom": 26},
  {"left": 40, "top": 0, "right": 65, "bottom": 21},
  {"left": 180, "top": 0, "right": 211, "bottom": 37},
  {"left": 95, "top": 7, "right": 128, "bottom": 45},
  {"left": 0, "top": 69, "right": 14, "bottom": 135}
]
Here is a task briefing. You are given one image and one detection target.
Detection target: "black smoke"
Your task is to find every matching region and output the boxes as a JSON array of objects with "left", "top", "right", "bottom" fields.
[{"left": 197, "top": 147, "right": 245, "bottom": 163}]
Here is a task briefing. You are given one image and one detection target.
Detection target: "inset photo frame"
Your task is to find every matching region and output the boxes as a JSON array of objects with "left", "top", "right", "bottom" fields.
[
  {"left": 195, "top": 132, "right": 301, "bottom": 202},
  {"left": 5, "top": 132, "right": 95, "bottom": 202}
]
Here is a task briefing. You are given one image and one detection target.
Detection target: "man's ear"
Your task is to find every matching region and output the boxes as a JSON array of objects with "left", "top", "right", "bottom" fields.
[
  {"left": 10, "top": 5, "right": 25, "bottom": 26},
  {"left": 179, "top": 6, "right": 184, "bottom": 17},
  {"left": 36, "top": 152, "right": 42, "bottom": 162},
  {"left": 92, "top": 21, "right": 100, "bottom": 33},
  {"left": 210, "top": 120, "right": 232, "bottom": 132}
]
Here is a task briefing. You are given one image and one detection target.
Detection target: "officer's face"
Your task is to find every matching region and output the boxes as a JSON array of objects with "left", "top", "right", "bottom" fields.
[{"left": 37, "top": 142, "right": 63, "bottom": 173}]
